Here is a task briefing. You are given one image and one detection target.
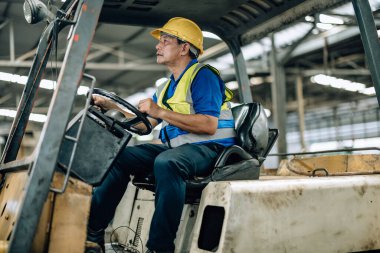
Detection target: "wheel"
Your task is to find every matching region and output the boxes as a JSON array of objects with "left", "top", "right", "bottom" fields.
[{"left": 91, "top": 88, "right": 153, "bottom": 135}]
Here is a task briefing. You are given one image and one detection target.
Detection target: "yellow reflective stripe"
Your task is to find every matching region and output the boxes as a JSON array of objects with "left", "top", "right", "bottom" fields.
[{"left": 157, "top": 80, "right": 171, "bottom": 109}]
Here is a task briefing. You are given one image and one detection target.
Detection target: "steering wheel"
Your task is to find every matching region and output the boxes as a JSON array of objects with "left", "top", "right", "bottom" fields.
[{"left": 91, "top": 88, "right": 153, "bottom": 135}]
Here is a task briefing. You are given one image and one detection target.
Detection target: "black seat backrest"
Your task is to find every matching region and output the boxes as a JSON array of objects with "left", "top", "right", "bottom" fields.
[{"left": 232, "top": 103, "right": 269, "bottom": 161}]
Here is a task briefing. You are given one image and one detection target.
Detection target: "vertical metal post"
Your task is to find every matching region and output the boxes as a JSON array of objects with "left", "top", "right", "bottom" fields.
[
  {"left": 9, "top": 20, "right": 15, "bottom": 62},
  {"left": 1, "top": 23, "right": 55, "bottom": 164},
  {"left": 296, "top": 75, "right": 306, "bottom": 151},
  {"left": 352, "top": 0, "right": 380, "bottom": 106},
  {"left": 333, "top": 107, "right": 340, "bottom": 142},
  {"left": 225, "top": 37, "right": 253, "bottom": 103},
  {"left": 270, "top": 33, "right": 287, "bottom": 156},
  {"left": 323, "top": 37, "right": 328, "bottom": 74},
  {"left": 8, "top": 0, "right": 104, "bottom": 252}
]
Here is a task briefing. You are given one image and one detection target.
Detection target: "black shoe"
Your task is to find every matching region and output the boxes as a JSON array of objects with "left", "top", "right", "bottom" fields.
[
  {"left": 87, "top": 227, "right": 105, "bottom": 253},
  {"left": 85, "top": 241, "right": 104, "bottom": 253}
]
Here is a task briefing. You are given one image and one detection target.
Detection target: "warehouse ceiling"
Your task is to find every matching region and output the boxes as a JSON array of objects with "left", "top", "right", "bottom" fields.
[{"left": 0, "top": 0, "right": 379, "bottom": 128}]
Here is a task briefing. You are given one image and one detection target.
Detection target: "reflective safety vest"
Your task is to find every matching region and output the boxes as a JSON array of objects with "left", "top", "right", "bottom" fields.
[{"left": 156, "top": 62, "right": 236, "bottom": 148}]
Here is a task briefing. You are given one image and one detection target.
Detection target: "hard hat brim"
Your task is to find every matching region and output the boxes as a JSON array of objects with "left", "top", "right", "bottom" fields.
[
  {"left": 150, "top": 29, "right": 161, "bottom": 40},
  {"left": 150, "top": 28, "right": 204, "bottom": 55},
  {"left": 150, "top": 28, "right": 180, "bottom": 40}
]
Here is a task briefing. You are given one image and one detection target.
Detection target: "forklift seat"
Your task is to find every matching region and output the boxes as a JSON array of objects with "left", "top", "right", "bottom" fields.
[{"left": 132, "top": 103, "right": 278, "bottom": 202}]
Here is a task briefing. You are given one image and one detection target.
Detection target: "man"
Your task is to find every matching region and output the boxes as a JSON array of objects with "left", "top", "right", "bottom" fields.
[{"left": 87, "top": 17, "right": 236, "bottom": 253}]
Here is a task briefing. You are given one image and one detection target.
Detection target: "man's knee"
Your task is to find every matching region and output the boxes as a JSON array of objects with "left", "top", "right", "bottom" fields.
[
  {"left": 153, "top": 152, "right": 188, "bottom": 179},
  {"left": 154, "top": 152, "right": 176, "bottom": 171}
]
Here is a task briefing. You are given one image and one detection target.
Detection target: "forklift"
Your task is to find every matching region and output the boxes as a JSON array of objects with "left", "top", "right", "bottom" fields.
[{"left": 0, "top": 0, "right": 380, "bottom": 252}]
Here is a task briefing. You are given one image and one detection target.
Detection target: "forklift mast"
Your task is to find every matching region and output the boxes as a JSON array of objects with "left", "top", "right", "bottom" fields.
[{"left": 1, "top": 1, "right": 104, "bottom": 252}]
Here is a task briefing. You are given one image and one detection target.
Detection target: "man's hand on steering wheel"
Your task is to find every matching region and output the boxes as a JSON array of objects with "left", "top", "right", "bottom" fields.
[
  {"left": 138, "top": 98, "right": 163, "bottom": 119},
  {"left": 92, "top": 94, "right": 119, "bottom": 111},
  {"left": 90, "top": 88, "right": 153, "bottom": 135}
]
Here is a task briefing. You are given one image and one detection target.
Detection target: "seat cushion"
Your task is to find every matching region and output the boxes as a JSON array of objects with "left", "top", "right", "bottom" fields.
[{"left": 186, "top": 158, "right": 260, "bottom": 190}]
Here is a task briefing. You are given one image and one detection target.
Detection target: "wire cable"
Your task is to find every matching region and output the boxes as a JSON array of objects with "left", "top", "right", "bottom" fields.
[{"left": 110, "top": 225, "right": 144, "bottom": 253}]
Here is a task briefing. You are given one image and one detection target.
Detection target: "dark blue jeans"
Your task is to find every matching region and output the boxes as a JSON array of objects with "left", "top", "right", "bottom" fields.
[{"left": 88, "top": 143, "right": 222, "bottom": 251}]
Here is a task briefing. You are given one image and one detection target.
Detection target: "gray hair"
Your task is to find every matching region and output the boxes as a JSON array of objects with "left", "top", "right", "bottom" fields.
[{"left": 189, "top": 44, "right": 200, "bottom": 59}]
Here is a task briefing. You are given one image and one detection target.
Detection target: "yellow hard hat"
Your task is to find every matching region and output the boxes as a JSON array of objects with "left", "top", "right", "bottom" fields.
[{"left": 151, "top": 17, "right": 204, "bottom": 55}]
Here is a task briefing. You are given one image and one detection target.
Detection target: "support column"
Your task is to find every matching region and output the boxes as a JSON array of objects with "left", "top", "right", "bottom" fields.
[
  {"left": 270, "top": 34, "right": 287, "bottom": 156},
  {"left": 352, "top": 0, "right": 380, "bottom": 106},
  {"left": 296, "top": 75, "right": 306, "bottom": 151},
  {"left": 225, "top": 37, "right": 253, "bottom": 103},
  {"left": 9, "top": 20, "right": 15, "bottom": 62}
]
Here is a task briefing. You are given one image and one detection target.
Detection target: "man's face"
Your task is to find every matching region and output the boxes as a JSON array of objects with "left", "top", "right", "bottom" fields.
[{"left": 155, "top": 34, "right": 185, "bottom": 65}]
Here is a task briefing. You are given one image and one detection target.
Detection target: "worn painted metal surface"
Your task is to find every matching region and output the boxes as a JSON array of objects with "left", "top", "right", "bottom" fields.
[
  {"left": 0, "top": 172, "right": 91, "bottom": 253},
  {"left": 190, "top": 176, "right": 380, "bottom": 252},
  {"left": 174, "top": 204, "right": 200, "bottom": 253},
  {"left": 278, "top": 154, "right": 380, "bottom": 176},
  {"left": 0, "top": 172, "right": 28, "bottom": 242},
  {"left": 48, "top": 173, "right": 92, "bottom": 253},
  {"left": 0, "top": 241, "right": 7, "bottom": 253}
]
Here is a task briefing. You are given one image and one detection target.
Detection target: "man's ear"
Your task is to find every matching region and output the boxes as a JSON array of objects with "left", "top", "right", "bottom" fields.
[{"left": 181, "top": 43, "right": 191, "bottom": 56}]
